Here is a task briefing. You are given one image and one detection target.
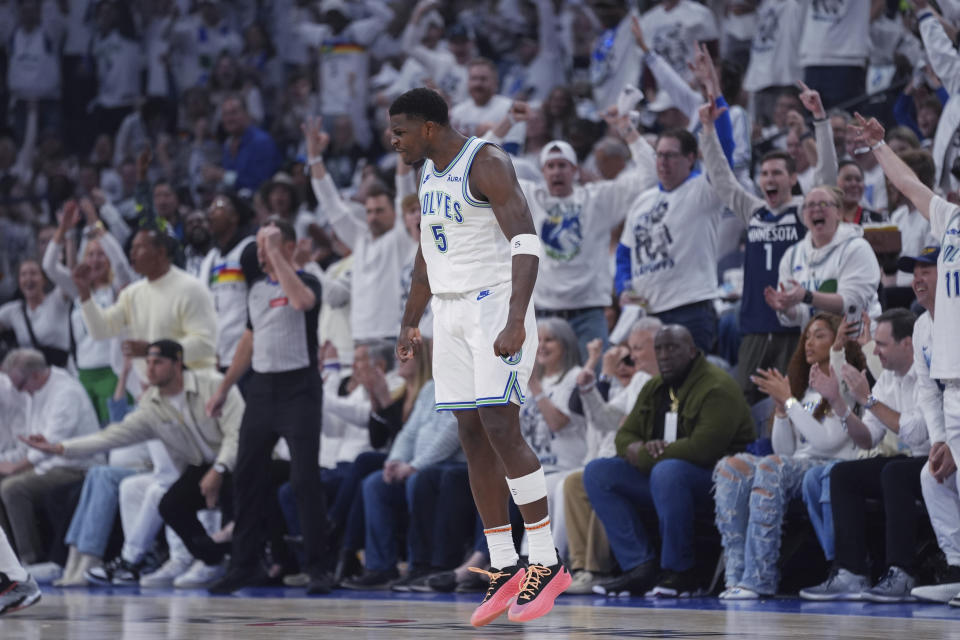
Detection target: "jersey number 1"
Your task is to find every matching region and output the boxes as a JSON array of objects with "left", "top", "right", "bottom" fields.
[{"left": 431, "top": 224, "right": 448, "bottom": 253}]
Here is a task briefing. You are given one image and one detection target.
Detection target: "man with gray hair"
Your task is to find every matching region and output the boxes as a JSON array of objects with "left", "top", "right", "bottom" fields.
[
  {"left": 563, "top": 316, "right": 662, "bottom": 593},
  {"left": 0, "top": 349, "right": 100, "bottom": 566}
]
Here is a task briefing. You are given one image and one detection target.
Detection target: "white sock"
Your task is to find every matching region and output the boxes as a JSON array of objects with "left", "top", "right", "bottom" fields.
[
  {"left": 0, "top": 527, "right": 28, "bottom": 582},
  {"left": 525, "top": 516, "right": 558, "bottom": 567},
  {"left": 484, "top": 524, "right": 518, "bottom": 570}
]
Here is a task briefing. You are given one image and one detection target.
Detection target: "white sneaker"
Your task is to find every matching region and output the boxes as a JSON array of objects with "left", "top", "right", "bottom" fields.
[
  {"left": 719, "top": 586, "right": 759, "bottom": 600},
  {"left": 140, "top": 557, "right": 193, "bottom": 588},
  {"left": 173, "top": 559, "right": 227, "bottom": 589},
  {"left": 23, "top": 562, "right": 62, "bottom": 585},
  {"left": 912, "top": 582, "right": 960, "bottom": 604}
]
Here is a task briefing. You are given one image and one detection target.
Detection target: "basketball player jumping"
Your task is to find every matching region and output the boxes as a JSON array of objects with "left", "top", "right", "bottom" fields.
[{"left": 387, "top": 88, "right": 571, "bottom": 625}]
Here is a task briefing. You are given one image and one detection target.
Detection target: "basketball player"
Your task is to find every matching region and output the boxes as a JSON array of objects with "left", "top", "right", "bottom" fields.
[
  {"left": 0, "top": 526, "right": 40, "bottom": 615},
  {"left": 387, "top": 88, "right": 571, "bottom": 625}
]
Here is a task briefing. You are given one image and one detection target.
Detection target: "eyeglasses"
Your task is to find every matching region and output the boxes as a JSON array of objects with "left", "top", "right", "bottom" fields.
[
  {"left": 656, "top": 151, "right": 685, "bottom": 161},
  {"left": 802, "top": 201, "right": 839, "bottom": 211}
]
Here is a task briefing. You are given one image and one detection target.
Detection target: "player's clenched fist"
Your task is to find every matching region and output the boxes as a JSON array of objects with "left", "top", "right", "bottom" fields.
[
  {"left": 396, "top": 326, "right": 422, "bottom": 362},
  {"left": 492, "top": 320, "right": 525, "bottom": 359}
]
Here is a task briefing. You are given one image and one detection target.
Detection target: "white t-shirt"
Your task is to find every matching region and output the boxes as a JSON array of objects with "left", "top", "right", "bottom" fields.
[
  {"left": 929, "top": 196, "right": 960, "bottom": 379},
  {"left": 0, "top": 290, "right": 72, "bottom": 353},
  {"left": 640, "top": 0, "right": 719, "bottom": 83},
  {"left": 519, "top": 367, "right": 586, "bottom": 472},
  {"left": 62, "top": 0, "right": 93, "bottom": 56},
  {"left": 891, "top": 205, "right": 936, "bottom": 286},
  {"left": 6, "top": 26, "right": 61, "bottom": 99},
  {"left": 590, "top": 10, "right": 643, "bottom": 114},
  {"left": 450, "top": 95, "right": 514, "bottom": 138},
  {"left": 521, "top": 137, "right": 656, "bottom": 310},
  {"left": 799, "top": 0, "right": 870, "bottom": 68},
  {"left": 619, "top": 172, "right": 724, "bottom": 314},
  {"left": 92, "top": 32, "right": 143, "bottom": 108},
  {"left": 744, "top": 0, "right": 805, "bottom": 92}
]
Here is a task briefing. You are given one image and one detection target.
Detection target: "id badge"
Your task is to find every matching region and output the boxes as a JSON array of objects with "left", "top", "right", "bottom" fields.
[{"left": 664, "top": 412, "right": 678, "bottom": 444}]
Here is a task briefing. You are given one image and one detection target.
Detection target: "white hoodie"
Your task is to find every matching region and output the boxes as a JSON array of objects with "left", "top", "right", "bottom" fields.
[{"left": 776, "top": 222, "right": 881, "bottom": 329}]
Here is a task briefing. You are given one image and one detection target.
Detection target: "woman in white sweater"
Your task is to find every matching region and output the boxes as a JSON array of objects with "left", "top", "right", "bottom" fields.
[
  {"left": 764, "top": 185, "right": 881, "bottom": 330},
  {"left": 714, "top": 312, "right": 865, "bottom": 599}
]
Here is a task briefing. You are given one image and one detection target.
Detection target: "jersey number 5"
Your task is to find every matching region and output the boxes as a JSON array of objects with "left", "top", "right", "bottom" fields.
[{"left": 431, "top": 224, "right": 448, "bottom": 253}]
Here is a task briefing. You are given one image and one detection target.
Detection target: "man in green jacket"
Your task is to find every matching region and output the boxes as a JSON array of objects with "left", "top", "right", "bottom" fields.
[{"left": 583, "top": 325, "right": 754, "bottom": 598}]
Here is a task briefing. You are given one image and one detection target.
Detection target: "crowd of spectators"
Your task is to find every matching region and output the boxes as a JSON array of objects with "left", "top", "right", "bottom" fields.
[{"left": 2, "top": 0, "right": 960, "bottom": 605}]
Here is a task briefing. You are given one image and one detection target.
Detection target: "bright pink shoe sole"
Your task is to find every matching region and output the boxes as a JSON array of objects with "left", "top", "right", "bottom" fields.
[
  {"left": 507, "top": 566, "right": 573, "bottom": 623},
  {"left": 469, "top": 569, "right": 525, "bottom": 627}
]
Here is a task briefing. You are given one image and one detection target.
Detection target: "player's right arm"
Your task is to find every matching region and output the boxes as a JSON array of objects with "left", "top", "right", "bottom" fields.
[{"left": 397, "top": 246, "right": 432, "bottom": 362}]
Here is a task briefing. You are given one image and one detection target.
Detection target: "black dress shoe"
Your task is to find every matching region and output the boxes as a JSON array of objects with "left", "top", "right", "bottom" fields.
[
  {"left": 340, "top": 568, "right": 399, "bottom": 590},
  {"left": 425, "top": 571, "right": 456, "bottom": 593},
  {"left": 592, "top": 560, "right": 658, "bottom": 596},
  {"left": 208, "top": 566, "right": 263, "bottom": 595},
  {"left": 306, "top": 572, "right": 336, "bottom": 595},
  {"left": 334, "top": 549, "right": 363, "bottom": 583}
]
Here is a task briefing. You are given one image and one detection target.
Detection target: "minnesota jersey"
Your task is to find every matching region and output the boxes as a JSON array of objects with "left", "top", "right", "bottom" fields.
[{"left": 418, "top": 137, "right": 512, "bottom": 294}]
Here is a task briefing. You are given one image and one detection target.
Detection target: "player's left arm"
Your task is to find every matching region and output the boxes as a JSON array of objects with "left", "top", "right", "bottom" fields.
[{"left": 470, "top": 145, "right": 538, "bottom": 357}]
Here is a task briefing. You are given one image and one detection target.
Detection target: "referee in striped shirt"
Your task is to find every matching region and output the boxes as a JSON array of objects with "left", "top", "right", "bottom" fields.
[{"left": 205, "top": 216, "right": 332, "bottom": 594}]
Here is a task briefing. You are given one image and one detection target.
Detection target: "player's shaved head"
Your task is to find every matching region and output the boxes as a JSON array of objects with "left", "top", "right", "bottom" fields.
[{"left": 390, "top": 88, "right": 449, "bottom": 126}]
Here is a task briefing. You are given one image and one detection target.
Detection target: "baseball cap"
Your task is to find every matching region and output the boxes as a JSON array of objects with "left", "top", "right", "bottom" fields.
[
  {"left": 897, "top": 245, "right": 940, "bottom": 272},
  {"left": 147, "top": 339, "right": 184, "bottom": 363},
  {"left": 539, "top": 140, "right": 578, "bottom": 168}
]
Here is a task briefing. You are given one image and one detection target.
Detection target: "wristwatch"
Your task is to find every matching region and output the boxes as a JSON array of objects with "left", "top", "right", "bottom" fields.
[
  {"left": 864, "top": 394, "right": 879, "bottom": 410},
  {"left": 213, "top": 462, "right": 228, "bottom": 474},
  {"left": 784, "top": 397, "right": 799, "bottom": 411},
  {"left": 802, "top": 289, "right": 814, "bottom": 305}
]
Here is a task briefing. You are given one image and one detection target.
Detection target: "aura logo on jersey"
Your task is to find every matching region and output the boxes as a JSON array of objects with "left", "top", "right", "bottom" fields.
[
  {"left": 420, "top": 190, "right": 465, "bottom": 224},
  {"left": 541, "top": 201, "right": 584, "bottom": 261}
]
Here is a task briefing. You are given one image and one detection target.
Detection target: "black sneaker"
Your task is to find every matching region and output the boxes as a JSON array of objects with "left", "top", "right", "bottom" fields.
[
  {"left": 507, "top": 559, "right": 573, "bottom": 622},
  {"left": 645, "top": 569, "right": 703, "bottom": 598},
  {"left": 591, "top": 559, "right": 658, "bottom": 596},
  {"left": 340, "top": 568, "right": 399, "bottom": 590},
  {"left": 208, "top": 566, "right": 264, "bottom": 595},
  {"left": 85, "top": 557, "right": 141, "bottom": 587},
  {"left": 425, "top": 570, "right": 456, "bottom": 593},
  {"left": 306, "top": 571, "right": 336, "bottom": 595},
  {"left": 392, "top": 565, "right": 432, "bottom": 592},
  {"left": 334, "top": 549, "right": 363, "bottom": 584}
]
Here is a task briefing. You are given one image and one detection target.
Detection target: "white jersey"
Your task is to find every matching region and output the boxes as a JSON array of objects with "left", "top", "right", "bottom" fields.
[
  {"left": 930, "top": 196, "right": 960, "bottom": 380},
  {"left": 418, "top": 137, "right": 511, "bottom": 295}
]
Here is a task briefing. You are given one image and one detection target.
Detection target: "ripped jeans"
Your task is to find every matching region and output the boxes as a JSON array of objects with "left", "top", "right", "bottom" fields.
[{"left": 713, "top": 453, "right": 825, "bottom": 595}]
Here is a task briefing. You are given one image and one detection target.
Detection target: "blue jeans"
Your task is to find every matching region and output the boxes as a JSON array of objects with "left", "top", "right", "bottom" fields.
[
  {"left": 361, "top": 468, "right": 419, "bottom": 571},
  {"left": 653, "top": 301, "right": 717, "bottom": 354},
  {"left": 408, "top": 463, "right": 475, "bottom": 569},
  {"left": 713, "top": 453, "right": 823, "bottom": 594},
  {"left": 583, "top": 456, "right": 713, "bottom": 573},
  {"left": 568, "top": 308, "right": 609, "bottom": 364},
  {"left": 801, "top": 462, "right": 839, "bottom": 562},
  {"left": 802, "top": 65, "right": 867, "bottom": 110},
  {"left": 64, "top": 465, "right": 138, "bottom": 557}
]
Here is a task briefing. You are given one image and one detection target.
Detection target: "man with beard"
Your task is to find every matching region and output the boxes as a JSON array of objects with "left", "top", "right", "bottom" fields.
[
  {"left": 197, "top": 194, "right": 256, "bottom": 373},
  {"left": 74, "top": 226, "right": 217, "bottom": 377},
  {"left": 182, "top": 210, "right": 212, "bottom": 278}
]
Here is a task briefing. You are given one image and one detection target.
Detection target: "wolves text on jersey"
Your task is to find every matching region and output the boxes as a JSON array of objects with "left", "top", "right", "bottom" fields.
[{"left": 420, "top": 189, "right": 465, "bottom": 224}]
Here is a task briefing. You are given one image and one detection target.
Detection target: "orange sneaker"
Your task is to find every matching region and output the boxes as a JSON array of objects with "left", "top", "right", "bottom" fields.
[
  {"left": 507, "top": 561, "right": 572, "bottom": 623},
  {"left": 468, "top": 565, "right": 525, "bottom": 627}
]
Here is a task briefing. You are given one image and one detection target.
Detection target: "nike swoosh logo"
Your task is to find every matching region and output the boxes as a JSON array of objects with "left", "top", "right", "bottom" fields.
[{"left": 477, "top": 290, "right": 491, "bottom": 301}]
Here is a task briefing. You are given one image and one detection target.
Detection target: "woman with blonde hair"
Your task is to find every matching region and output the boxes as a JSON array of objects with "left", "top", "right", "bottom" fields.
[
  {"left": 41, "top": 200, "right": 135, "bottom": 423},
  {"left": 714, "top": 312, "right": 865, "bottom": 599},
  {"left": 764, "top": 184, "right": 881, "bottom": 332}
]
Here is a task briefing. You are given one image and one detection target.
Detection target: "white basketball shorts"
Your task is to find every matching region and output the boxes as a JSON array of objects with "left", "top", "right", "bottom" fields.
[{"left": 431, "top": 281, "right": 538, "bottom": 411}]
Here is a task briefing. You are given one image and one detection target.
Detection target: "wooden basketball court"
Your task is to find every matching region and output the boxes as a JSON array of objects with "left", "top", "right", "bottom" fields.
[{"left": 3, "top": 588, "right": 960, "bottom": 639}]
